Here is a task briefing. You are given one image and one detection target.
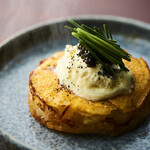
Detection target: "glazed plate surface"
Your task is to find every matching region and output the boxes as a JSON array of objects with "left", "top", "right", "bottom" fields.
[{"left": 0, "top": 16, "right": 150, "bottom": 150}]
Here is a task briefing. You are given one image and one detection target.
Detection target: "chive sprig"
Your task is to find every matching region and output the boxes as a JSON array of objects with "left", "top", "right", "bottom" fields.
[{"left": 65, "top": 19, "right": 131, "bottom": 75}]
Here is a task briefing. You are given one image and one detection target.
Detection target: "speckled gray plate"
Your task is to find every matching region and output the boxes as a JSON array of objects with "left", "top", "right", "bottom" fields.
[{"left": 0, "top": 15, "right": 150, "bottom": 150}]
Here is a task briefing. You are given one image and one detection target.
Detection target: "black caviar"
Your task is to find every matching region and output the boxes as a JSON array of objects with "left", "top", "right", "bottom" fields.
[
  {"left": 78, "top": 44, "right": 111, "bottom": 68},
  {"left": 78, "top": 43, "right": 114, "bottom": 78},
  {"left": 78, "top": 44, "right": 96, "bottom": 67}
]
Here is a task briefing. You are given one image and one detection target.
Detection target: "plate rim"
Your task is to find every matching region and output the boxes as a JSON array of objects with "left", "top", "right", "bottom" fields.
[
  {"left": 0, "top": 15, "right": 150, "bottom": 150},
  {"left": 0, "top": 15, "right": 150, "bottom": 49}
]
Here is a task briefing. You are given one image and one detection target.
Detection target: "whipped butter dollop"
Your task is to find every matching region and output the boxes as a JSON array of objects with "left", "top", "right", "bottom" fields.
[{"left": 55, "top": 45, "right": 134, "bottom": 101}]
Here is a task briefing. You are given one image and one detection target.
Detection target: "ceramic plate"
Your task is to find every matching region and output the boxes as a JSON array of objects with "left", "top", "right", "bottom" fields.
[{"left": 0, "top": 16, "right": 150, "bottom": 150}]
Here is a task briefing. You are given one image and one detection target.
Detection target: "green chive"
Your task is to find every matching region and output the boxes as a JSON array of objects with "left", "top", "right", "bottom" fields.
[{"left": 65, "top": 19, "right": 131, "bottom": 73}]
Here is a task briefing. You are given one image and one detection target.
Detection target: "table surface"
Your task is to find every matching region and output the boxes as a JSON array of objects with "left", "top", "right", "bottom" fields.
[{"left": 0, "top": 0, "right": 150, "bottom": 42}]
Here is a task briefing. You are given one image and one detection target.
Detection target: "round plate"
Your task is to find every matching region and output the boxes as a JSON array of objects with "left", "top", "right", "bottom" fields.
[{"left": 0, "top": 16, "right": 150, "bottom": 150}]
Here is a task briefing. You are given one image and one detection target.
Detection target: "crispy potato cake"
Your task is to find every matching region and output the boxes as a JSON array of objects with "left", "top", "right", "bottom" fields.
[{"left": 28, "top": 51, "right": 150, "bottom": 136}]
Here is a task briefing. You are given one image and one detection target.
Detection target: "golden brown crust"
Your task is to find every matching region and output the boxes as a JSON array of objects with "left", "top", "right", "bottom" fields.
[{"left": 28, "top": 51, "right": 150, "bottom": 136}]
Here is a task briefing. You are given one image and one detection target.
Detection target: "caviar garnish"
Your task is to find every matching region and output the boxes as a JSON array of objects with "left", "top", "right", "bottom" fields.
[
  {"left": 78, "top": 43, "right": 113, "bottom": 68},
  {"left": 65, "top": 19, "right": 131, "bottom": 76},
  {"left": 78, "top": 44, "right": 96, "bottom": 67}
]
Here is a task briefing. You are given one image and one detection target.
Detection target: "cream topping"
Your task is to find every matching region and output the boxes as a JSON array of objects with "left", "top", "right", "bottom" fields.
[{"left": 54, "top": 45, "right": 134, "bottom": 101}]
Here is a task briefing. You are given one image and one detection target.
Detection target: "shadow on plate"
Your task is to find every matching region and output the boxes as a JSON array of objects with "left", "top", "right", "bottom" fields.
[{"left": 29, "top": 114, "right": 150, "bottom": 150}]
